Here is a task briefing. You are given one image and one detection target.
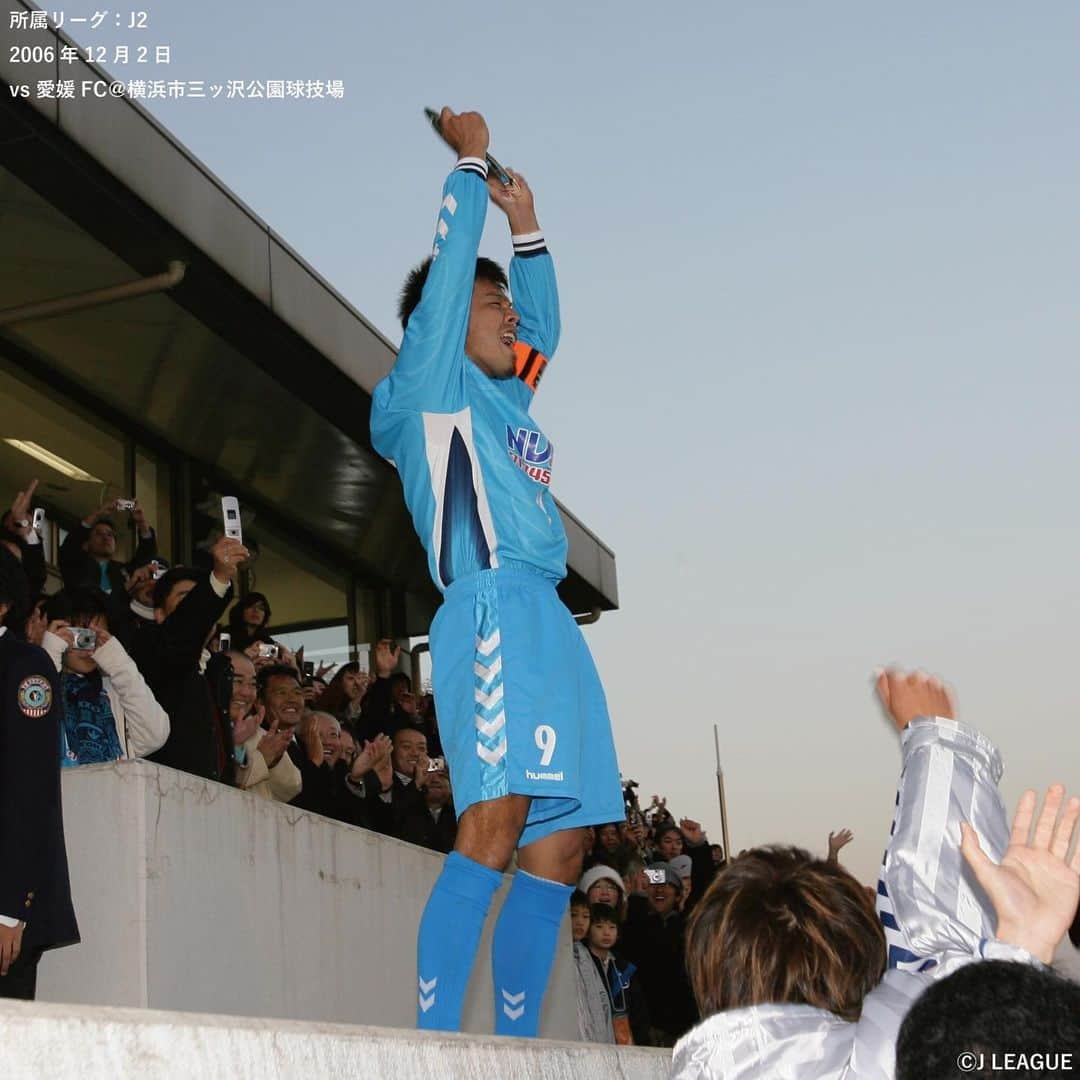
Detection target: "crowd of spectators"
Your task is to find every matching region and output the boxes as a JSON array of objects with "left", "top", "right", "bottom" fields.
[
  {"left": 3, "top": 480, "right": 1078, "bottom": 1072},
  {"left": 0, "top": 483, "right": 457, "bottom": 858}
]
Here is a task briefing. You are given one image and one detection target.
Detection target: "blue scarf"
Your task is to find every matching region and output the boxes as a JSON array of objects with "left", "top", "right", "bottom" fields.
[{"left": 61, "top": 670, "right": 122, "bottom": 766}]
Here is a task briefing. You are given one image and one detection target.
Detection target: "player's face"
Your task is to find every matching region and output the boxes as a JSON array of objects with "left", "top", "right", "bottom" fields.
[{"left": 465, "top": 280, "right": 519, "bottom": 378}]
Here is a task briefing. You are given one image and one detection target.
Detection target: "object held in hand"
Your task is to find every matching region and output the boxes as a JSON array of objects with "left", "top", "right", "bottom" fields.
[
  {"left": 221, "top": 496, "right": 243, "bottom": 543},
  {"left": 423, "top": 107, "right": 512, "bottom": 185},
  {"left": 72, "top": 627, "right": 97, "bottom": 651},
  {"left": 115, "top": 498, "right": 136, "bottom": 512}
]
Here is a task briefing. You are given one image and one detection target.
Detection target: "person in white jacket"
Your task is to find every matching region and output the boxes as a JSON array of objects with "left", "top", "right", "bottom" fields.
[
  {"left": 671, "top": 667, "right": 1080, "bottom": 1080},
  {"left": 42, "top": 587, "right": 168, "bottom": 765}
]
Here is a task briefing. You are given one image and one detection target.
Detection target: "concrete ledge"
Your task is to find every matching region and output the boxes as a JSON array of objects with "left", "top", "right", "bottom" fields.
[{"left": 0, "top": 999, "right": 671, "bottom": 1080}]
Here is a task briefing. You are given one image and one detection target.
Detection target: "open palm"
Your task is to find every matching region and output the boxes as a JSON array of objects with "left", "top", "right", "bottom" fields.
[{"left": 961, "top": 785, "right": 1080, "bottom": 963}]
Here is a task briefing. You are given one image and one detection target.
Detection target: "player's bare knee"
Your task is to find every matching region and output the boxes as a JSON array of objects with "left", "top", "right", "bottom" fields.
[{"left": 455, "top": 794, "right": 530, "bottom": 870}]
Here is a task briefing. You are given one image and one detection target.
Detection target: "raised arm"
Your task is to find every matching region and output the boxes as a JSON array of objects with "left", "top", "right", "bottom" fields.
[
  {"left": 875, "top": 669, "right": 1009, "bottom": 969},
  {"left": 376, "top": 109, "right": 491, "bottom": 416},
  {"left": 489, "top": 170, "right": 560, "bottom": 399}
]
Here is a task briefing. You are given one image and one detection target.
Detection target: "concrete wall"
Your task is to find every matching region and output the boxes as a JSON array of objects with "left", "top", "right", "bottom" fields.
[
  {"left": 0, "top": 1000, "right": 672, "bottom": 1080},
  {"left": 36, "top": 761, "right": 577, "bottom": 1039}
]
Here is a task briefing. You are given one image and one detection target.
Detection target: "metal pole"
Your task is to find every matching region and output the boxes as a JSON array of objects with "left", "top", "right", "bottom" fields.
[
  {"left": 714, "top": 724, "right": 732, "bottom": 861},
  {"left": 0, "top": 261, "right": 186, "bottom": 325}
]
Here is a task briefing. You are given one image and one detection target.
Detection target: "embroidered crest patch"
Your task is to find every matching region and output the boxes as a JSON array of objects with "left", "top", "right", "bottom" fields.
[{"left": 17, "top": 675, "right": 52, "bottom": 718}]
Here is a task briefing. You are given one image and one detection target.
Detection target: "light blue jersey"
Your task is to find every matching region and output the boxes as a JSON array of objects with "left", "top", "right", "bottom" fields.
[{"left": 370, "top": 157, "right": 566, "bottom": 591}]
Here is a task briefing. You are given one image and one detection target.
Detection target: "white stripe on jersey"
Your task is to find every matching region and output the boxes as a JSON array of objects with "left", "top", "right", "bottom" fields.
[{"left": 421, "top": 407, "right": 500, "bottom": 588}]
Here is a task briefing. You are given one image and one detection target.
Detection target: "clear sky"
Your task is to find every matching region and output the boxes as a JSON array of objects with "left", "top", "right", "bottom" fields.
[{"left": 53, "top": 1, "right": 1080, "bottom": 880}]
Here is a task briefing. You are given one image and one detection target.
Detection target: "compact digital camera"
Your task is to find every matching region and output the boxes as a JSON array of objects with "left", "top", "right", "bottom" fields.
[
  {"left": 115, "top": 498, "right": 136, "bottom": 512},
  {"left": 72, "top": 628, "right": 97, "bottom": 651},
  {"left": 257, "top": 643, "right": 279, "bottom": 660}
]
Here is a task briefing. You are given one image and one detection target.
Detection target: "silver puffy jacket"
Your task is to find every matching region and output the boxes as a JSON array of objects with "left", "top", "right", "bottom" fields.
[{"left": 671, "top": 717, "right": 1035, "bottom": 1079}]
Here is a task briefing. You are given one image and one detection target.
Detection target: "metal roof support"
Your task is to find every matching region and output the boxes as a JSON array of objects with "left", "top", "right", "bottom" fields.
[{"left": 0, "top": 260, "right": 186, "bottom": 326}]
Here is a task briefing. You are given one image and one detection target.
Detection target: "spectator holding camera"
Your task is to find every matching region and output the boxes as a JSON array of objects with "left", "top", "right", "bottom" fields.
[
  {"left": 399, "top": 763, "right": 457, "bottom": 853},
  {"left": 621, "top": 860, "right": 698, "bottom": 1046},
  {"left": 3, "top": 479, "right": 47, "bottom": 601},
  {"left": 41, "top": 588, "right": 168, "bottom": 766},
  {"left": 230, "top": 651, "right": 299, "bottom": 803},
  {"left": 134, "top": 534, "right": 247, "bottom": 784},
  {"left": 121, "top": 558, "right": 169, "bottom": 644},
  {"left": 59, "top": 496, "right": 156, "bottom": 595}
]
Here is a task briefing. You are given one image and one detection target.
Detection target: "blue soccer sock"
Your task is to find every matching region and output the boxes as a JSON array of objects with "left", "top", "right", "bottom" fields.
[
  {"left": 416, "top": 851, "right": 503, "bottom": 1031},
  {"left": 491, "top": 869, "right": 575, "bottom": 1037}
]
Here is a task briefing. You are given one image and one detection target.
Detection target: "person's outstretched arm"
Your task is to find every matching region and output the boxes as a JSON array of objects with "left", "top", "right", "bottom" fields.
[
  {"left": 373, "top": 108, "right": 491, "bottom": 421},
  {"left": 960, "top": 783, "right": 1080, "bottom": 964},
  {"left": 491, "top": 171, "right": 560, "bottom": 402},
  {"left": 875, "top": 668, "right": 1009, "bottom": 970}
]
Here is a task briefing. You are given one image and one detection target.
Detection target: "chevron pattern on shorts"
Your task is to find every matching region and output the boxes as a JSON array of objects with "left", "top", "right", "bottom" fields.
[{"left": 474, "top": 598, "right": 507, "bottom": 771}]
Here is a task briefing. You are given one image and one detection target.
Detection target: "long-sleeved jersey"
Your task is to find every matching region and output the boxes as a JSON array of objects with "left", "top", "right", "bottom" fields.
[
  {"left": 370, "top": 157, "right": 566, "bottom": 592},
  {"left": 670, "top": 716, "right": 1035, "bottom": 1079}
]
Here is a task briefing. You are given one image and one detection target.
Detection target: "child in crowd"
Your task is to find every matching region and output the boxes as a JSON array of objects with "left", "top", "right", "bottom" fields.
[
  {"left": 587, "top": 902, "right": 648, "bottom": 1045},
  {"left": 570, "top": 890, "right": 614, "bottom": 1043}
]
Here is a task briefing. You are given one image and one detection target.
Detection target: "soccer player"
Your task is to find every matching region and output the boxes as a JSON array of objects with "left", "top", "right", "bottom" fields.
[{"left": 370, "top": 108, "right": 623, "bottom": 1036}]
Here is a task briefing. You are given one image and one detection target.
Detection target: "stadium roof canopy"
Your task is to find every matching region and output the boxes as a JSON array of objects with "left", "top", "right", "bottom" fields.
[{"left": 0, "top": 4, "right": 617, "bottom": 631}]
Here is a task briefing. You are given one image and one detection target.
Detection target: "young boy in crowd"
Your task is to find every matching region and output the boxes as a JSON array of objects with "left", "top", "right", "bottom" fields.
[
  {"left": 570, "top": 890, "right": 613, "bottom": 1044},
  {"left": 587, "top": 902, "right": 648, "bottom": 1045}
]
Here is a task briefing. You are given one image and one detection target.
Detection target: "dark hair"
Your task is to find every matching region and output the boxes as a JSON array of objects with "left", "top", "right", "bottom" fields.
[
  {"left": 570, "top": 889, "right": 589, "bottom": 910},
  {"left": 896, "top": 960, "right": 1080, "bottom": 1079},
  {"left": 685, "top": 846, "right": 885, "bottom": 1024},
  {"left": 398, "top": 256, "right": 508, "bottom": 330},
  {"left": 256, "top": 663, "right": 301, "bottom": 697},
  {"left": 590, "top": 903, "right": 621, "bottom": 927},
  {"left": 88, "top": 517, "right": 117, "bottom": 535},
  {"left": 153, "top": 566, "right": 202, "bottom": 611},
  {"left": 319, "top": 661, "right": 364, "bottom": 717},
  {"left": 0, "top": 547, "right": 28, "bottom": 629},
  {"left": 45, "top": 587, "right": 110, "bottom": 630}
]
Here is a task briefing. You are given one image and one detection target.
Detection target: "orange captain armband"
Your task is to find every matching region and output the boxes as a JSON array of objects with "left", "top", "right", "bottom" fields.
[{"left": 513, "top": 341, "right": 549, "bottom": 393}]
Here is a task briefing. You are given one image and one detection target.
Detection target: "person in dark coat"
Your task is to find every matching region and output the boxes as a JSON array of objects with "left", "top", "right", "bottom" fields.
[
  {"left": 0, "top": 553, "right": 79, "bottom": 999},
  {"left": 399, "top": 767, "right": 457, "bottom": 853},
  {"left": 58, "top": 498, "right": 158, "bottom": 633},
  {"left": 620, "top": 861, "right": 698, "bottom": 1046},
  {"left": 133, "top": 534, "right": 247, "bottom": 784}
]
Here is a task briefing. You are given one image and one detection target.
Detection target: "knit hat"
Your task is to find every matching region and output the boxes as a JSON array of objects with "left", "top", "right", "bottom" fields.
[
  {"left": 578, "top": 864, "right": 626, "bottom": 900},
  {"left": 669, "top": 854, "right": 693, "bottom": 881}
]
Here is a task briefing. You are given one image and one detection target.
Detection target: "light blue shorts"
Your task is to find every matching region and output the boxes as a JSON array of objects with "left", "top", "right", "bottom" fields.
[{"left": 430, "top": 564, "right": 624, "bottom": 848}]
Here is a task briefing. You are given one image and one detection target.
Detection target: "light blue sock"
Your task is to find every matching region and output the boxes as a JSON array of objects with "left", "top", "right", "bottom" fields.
[
  {"left": 416, "top": 851, "right": 503, "bottom": 1031},
  {"left": 492, "top": 869, "right": 574, "bottom": 1037}
]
